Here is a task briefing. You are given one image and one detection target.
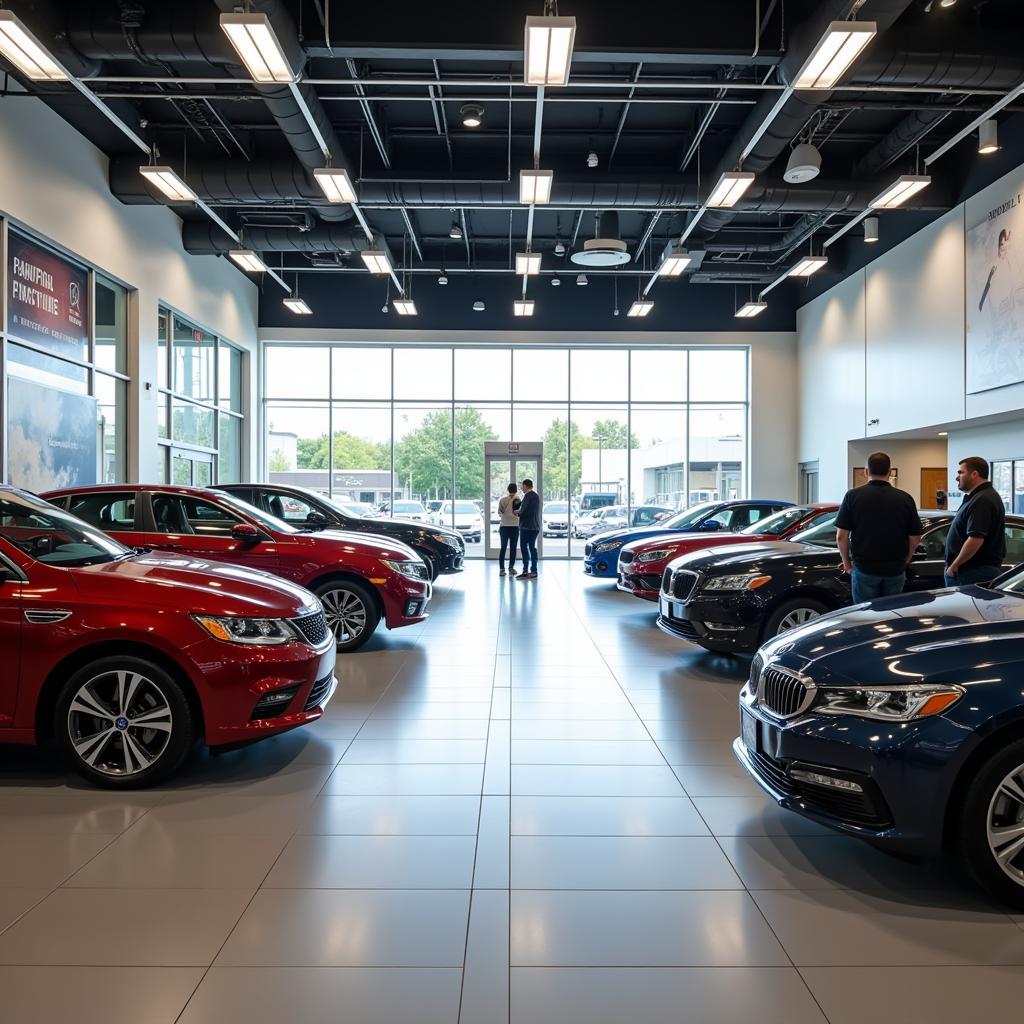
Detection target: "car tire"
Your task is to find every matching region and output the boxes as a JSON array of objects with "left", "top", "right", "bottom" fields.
[
  {"left": 955, "top": 738, "right": 1024, "bottom": 909},
  {"left": 56, "top": 655, "right": 195, "bottom": 789},
  {"left": 316, "top": 579, "right": 381, "bottom": 652},
  {"left": 762, "top": 597, "right": 828, "bottom": 639}
]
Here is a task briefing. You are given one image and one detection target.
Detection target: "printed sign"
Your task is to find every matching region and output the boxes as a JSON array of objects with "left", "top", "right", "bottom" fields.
[{"left": 6, "top": 231, "right": 89, "bottom": 359}]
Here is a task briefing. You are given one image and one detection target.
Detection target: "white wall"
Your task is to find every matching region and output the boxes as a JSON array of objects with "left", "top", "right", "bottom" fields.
[
  {"left": 948, "top": 417, "right": 1024, "bottom": 474},
  {"left": 846, "top": 438, "right": 949, "bottom": 506},
  {"left": 259, "top": 327, "right": 800, "bottom": 501},
  {"left": 0, "top": 95, "right": 259, "bottom": 480}
]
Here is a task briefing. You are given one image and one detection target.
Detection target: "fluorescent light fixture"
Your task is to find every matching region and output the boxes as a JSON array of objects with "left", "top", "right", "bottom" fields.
[
  {"left": 793, "top": 21, "right": 877, "bottom": 90},
  {"left": 978, "top": 119, "right": 999, "bottom": 154},
  {"left": 520, "top": 169, "right": 554, "bottom": 204},
  {"left": 627, "top": 300, "right": 654, "bottom": 318},
  {"left": 283, "top": 297, "right": 312, "bottom": 315},
  {"left": 524, "top": 15, "right": 577, "bottom": 86},
  {"left": 863, "top": 216, "right": 879, "bottom": 243},
  {"left": 788, "top": 255, "right": 828, "bottom": 278},
  {"left": 139, "top": 165, "right": 196, "bottom": 202},
  {"left": 938, "top": 430, "right": 948, "bottom": 436},
  {"left": 870, "top": 174, "right": 931, "bottom": 209},
  {"left": 360, "top": 250, "right": 393, "bottom": 275},
  {"left": 659, "top": 248, "right": 692, "bottom": 277},
  {"left": 707, "top": 171, "right": 755, "bottom": 208},
  {"left": 735, "top": 301, "right": 768, "bottom": 318},
  {"left": 313, "top": 167, "right": 357, "bottom": 203},
  {"left": 219, "top": 12, "right": 296, "bottom": 84},
  {"left": 514, "top": 299, "right": 535, "bottom": 317},
  {"left": 516, "top": 252, "right": 542, "bottom": 276},
  {"left": 229, "top": 249, "right": 267, "bottom": 273},
  {"left": 393, "top": 299, "right": 418, "bottom": 316},
  {"left": 0, "top": 11, "right": 67, "bottom": 81}
]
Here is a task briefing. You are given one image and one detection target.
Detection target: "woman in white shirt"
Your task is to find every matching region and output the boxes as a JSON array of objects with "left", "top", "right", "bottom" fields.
[{"left": 497, "top": 483, "right": 521, "bottom": 576}]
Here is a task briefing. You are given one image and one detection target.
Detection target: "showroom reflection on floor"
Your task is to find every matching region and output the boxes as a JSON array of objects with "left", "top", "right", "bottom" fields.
[{"left": 1, "top": 563, "right": 1024, "bottom": 1024}]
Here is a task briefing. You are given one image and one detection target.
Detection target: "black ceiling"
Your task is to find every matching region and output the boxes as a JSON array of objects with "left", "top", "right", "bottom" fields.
[{"left": 4, "top": 0, "right": 1024, "bottom": 331}]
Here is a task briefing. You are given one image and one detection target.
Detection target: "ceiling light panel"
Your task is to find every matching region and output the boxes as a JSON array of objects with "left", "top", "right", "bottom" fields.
[
  {"left": 139, "top": 166, "right": 196, "bottom": 202},
  {"left": 516, "top": 252, "right": 542, "bottom": 276},
  {"left": 707, "top": 171, "right": 755, "bottom": 208},
  {"left": 219, "top": 13, "right": 296, "bottom": 83},
  {"left": 361, "top": 250, "right": 393, "bottom": 275},
  {"left": 524, "top": 15, "right": 577, "bottom": 86},
  {"left": 229, "top": 250, "right": 267, "bottom": 273},
  {"left": 520, "top": 169, "right": 554, "bottom": 204},
  {"left": 870, "top": 175, "right": 931, "bottom": 209},
  {"left": 793, "top": 21, "right": 877, "bottom": 90},
  {"left": 735, "top": 301, "right": 768, "bottom": 318},
  {"left": 0, "top": 11, "right": 67, "bottom": 80},
  {"left": 788, "top": 255, "right": 828, "bottom": 278},
  {"left": 313, "top": 168, "right": 357, "bottom": 203},
  {"left": 513, "top": 300, "right": 535, "bottom": 317},
  {"left": 393, "top": 299, "right": 418, "bottom": 316},
  {"left": 283, "top": 297, "right": 312, "bottom": 315},
  {"left": 659, "top": 251, "right": 692, "bottom": 277},
  {"left": 627, "top": 300, "right": 654, "bottom": 318}
]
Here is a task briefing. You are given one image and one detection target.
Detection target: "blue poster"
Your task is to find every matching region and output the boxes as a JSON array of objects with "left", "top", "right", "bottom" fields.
[{"left": 6, "top": 376, "right": 97, "bottom": 491}]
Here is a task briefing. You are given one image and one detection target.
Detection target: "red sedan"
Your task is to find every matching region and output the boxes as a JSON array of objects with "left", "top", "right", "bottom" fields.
[
  {"left": 616, "top": 503, "right": 840, "bottom": 601},
  {"left": 44, "top": 484, "right": 431, "bottom": 652},
  {"left": 0, "top": 487, "right": 336, "bottom": 787}
]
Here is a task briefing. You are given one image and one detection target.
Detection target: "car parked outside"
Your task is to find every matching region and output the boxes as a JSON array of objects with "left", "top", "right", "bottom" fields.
[
  {"left": 543, "top": 501, "right": 571, "bottom": 538},
  {"left": 433, "top": 500, "right": 484, "bottom": 542},
  {"left": 579, "top": 492, "right": 618, "bottom": 512},
  {"left": 658, "top": 509, "right": 1024, "bottom": 653},
  {"left": 736, "top": 567, "right": 1024, "bottom": 907},
  {"left": 573, "top": 507, "right": 612, "bottom": 539},
  {"left": 221, "top": 484, "right": 464, "bottom": 580},
  {"left": 583, "top": 499, "right": 793, "bottom": 578},
  {"left": 619, "top": 504, "right": 838, "bottom": 601},
  {"left": 0, "top": 488, "right": 336, "bottom": 787},
  {"left": 44, "top": 485, "right": 432, "bottom": 652},
  {"left": 390, "top": 500, "right": 429, "bottom": 522}
]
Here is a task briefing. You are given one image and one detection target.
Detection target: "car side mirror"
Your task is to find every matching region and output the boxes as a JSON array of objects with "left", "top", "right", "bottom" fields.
[
  {"left": 306, "top": 510, "right": 329, "bottom": 528},
  {"left": 231, "top": 523, "right": 262, "bottom": 544},
  {"left": 700, "top": 519, "right": 724, "bottom": 532}
]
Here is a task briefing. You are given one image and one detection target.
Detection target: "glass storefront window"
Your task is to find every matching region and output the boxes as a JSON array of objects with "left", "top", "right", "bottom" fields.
[
  {"left": 95, "top": 373, "right": 126, "bottom": 483},
  {"left": 172, "top": 398, "right": 215, "bottom": 449},
  {"left": 218, "top": 413, "right": 241, "bottom": 483},
  {"left": 95, "top": 276, "right": 128, "bottom": 374},
  {"left": 157, "top": 310, "right": 169, "bottom": 391},
  {"left": 219, "top": 344, "right": 241, "bottom": 411},
  {"left": 172, "top": 315, "right": 215, "bottom": 404}
]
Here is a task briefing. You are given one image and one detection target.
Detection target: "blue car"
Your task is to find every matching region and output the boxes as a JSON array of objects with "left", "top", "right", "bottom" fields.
[
  {"left": 582, "top": 499, "right": 792, "bottom": 578},
  {"left": 735, "top": 569, "right": 1024, "bottom": 907}
]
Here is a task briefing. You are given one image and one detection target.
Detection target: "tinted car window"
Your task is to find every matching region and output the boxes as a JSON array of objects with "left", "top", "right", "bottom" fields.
[
  {"left": 920, "top": 523, "right": 950, "bottom": 559},
  {"left": 263, "top": 490, "right": 314, "bottom": 522},
  {"left": 152, "top": 495, "right": 243, "bottom": 535},
  {"left": 68, "top": 492, "right": 137, "bottom": 531},
  {"left": 0, "top": 496, "right": 128, "bottom": 566},
  {"left": 741, "top": 506, "right": 809, "bottom": 535},
  {"left": 790, "top": 510, "right": 840, "bottom": 547},
  {"left": 1005, "top": 526, "right": 1024, "bottom": 564}
]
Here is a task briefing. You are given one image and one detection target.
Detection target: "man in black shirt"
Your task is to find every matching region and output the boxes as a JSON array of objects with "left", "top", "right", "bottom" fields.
[
  {"left": 517, "top": 479, "right": 541, "bottom": 579},
  {"left": 836, "top": 451, "right": 923, "bottom": 604},
  {"left": 944, "top": 456, "right": 1006, "bottom": 587}
]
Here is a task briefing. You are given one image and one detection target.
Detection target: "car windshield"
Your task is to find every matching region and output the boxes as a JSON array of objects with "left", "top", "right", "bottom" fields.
[
  {"left": 661, "top": 502, "right": 719, "bottom": 529},
  {"left": 997, "top": 569, "right": 1024, "bottom": 595},
  {"left": 213, "top": 492, "right": 300, "bottom": 534},
  {"left": 0, "top": 494, "right": 129, "bottom": 567},
  {"left": 314, "top": 493, "right": 357, "bottom": 518},
  {"left": 789, "top": 510, "right": 840, "bottom": 547},
  {"left": 394, "top": 502, "right": 424, "bottom": 512},
  {"left": 545, "top": 503, "right": 568, "bottom": 513},
  {"left": 741, "top": 506, "right": 812, "bottom": 536},
  {"left": 444, "top": 502, "right": 478, "bottom": 514},
  {"left": 346, "top": 503, "right": 373, "bottom": 517}
]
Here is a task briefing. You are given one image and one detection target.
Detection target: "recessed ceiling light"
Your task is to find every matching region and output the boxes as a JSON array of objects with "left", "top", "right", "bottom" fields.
[
  {"left": 793, "top": 21, "right": 877, "bottom": 90},
  {"left": 449, "top": 221, "right": 463, "bottom": 240},
  {"left": 229, "top": 250, "right": 267, "bottom": 273},
  {"left": 219, "top": 12, "right": 296, "bottom": 83},
  {"left": 524, "top": 15, "right": 577, "bottom": 86},
  {"left": 438, "top": 272, "right": 449, "bottom": 285},
  {"left": 139, "top": 165, "right": 196, "bottom": 202},
  {"left": 514, "top": 299, "right": 535, "bottom": 317},
  {"left": 978, "top": 119, "right": 999, "bottom": 154},
  {"left": 870, "top": 175, "right": 931, "bottom": 209},
  {"left": 393, "top": 298, "right": 418, "bottom": 316},
  {"left": 460, "top": 103, "right": 484, "bottom": 128},
  {"left": 0, "top": 11, "right": 67, "bottom": 80},
  {"left": 516, "top": 252, "right": 542, "bottom": 276},
  {"left": 360, "top": 250, "right": 393, "bottom": 275},
  {"left": 587, "top": 150, "right": 599, "bottom": 168},
  {"left": 473, "top": 300, "right": 486, "bottom": 311},
  {"left": 520, "top": 169, "right": 554, "bottom": 205},
  {"left": 707, "top": 171, "right": 755, "bottom": 208},
  {"left": 735, "top": 301, "right": 767, "bottom": 318},
  {"left": 313, "top": 167, "right": 357, "bottom": 203},
  {"left": 283, "top": 297, "right": 312, "bottom": 315},
  {"left": 576, "top": 273, "right": 588, "bottom": 286},
  {"left": 787, "top": 255, "right": 828, "bottom": 278},
  {"left": 627, "top": 300, "right": 654, "bottom": 317},
  {"left": 551, "top": 276, "right": 561, "bottom": 286}
]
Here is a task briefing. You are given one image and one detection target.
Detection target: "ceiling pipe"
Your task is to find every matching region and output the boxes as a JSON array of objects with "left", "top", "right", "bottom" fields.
[{"left": 181, "top": 222, "right": 384, "bottom": 255}]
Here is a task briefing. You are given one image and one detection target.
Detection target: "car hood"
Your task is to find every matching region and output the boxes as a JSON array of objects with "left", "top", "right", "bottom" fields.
[
  {"left": 623, "top": 530, "right": 773, "bottom": 556},
  {"left": 667, "top": 540, "right": 836, "bottom": 572},
  {"left": 356, "top": 516, "right": 459, "bottom": 541},
  {"left": 71, "top": 552, "right": 320, "bottom": 617},
  {"left": 301, "top": 528, "right": 422, "bottom": 562},
  {"left": 758, "top": 586, "right": 1024, "bottom": 685},
  {"left": 588, "top": 523, "right": 700, "bottom": 547}
]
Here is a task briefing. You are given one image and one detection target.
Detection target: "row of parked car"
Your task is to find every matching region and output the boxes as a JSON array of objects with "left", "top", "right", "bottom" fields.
[
  {"left": 584, "top": 496, "right": 1024, "bottom": 908},
  {"left": 0, "top": 482, "right": 468, "bottom": 788}
]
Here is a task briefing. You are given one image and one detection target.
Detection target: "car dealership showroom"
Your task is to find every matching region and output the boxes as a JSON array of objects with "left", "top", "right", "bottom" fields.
[{"left": 4, "top": 0, "right": 1024, "bottom": 1021}]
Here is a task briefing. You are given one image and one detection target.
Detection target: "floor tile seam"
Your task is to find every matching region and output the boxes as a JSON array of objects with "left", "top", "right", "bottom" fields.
[{"left": 50, "top": 829, "right": 130, "bottom": 891}]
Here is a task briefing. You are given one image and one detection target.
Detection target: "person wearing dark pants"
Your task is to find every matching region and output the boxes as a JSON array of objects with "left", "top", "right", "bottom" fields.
[
  {"left": 944, "top": 456, "right": 1006, "bottom": 587},
  {"left": 497, "top": 482, "right": 520, "bottom": 576},
  {"left": 836, "top": 451, "right": 923, "bottom": 604},
  {"left": 517, "top": 478, "right": 541, "bottom": 579}
]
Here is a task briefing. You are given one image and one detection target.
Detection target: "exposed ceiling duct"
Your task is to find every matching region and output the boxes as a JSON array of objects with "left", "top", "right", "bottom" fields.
[{"left": 182, "top": 222, "right": 383, "bottom": 256}]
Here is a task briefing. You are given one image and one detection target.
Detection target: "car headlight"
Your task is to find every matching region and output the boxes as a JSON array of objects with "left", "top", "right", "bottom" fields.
[
  {"left": 193, "top": 614, "right": 297, "bottom": 645},
  {"left": 814, "top": 683, "right": 964, "bottom": 721},
  {"left": 701, "top": 574, "right": 772, "bottom": 592},
  {"left": 594, "top": 540, "right": 621, "bottom": 553},
  {"left": 636, "top": 547, "right": 673, "bottom": 563},
  {"left": 382, "top": 558, "right": 430, "bottom": 580},
  {"left": 433, "top": 533, "right": 460, "bottom": 548}
]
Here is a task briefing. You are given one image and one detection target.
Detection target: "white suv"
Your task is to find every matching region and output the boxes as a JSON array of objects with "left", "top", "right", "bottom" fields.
[{"left": 435, "top": 500, "right": 484, "bottom": 542}]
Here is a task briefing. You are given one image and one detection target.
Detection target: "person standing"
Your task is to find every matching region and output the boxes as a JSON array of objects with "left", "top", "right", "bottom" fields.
[
  {"left": 836, "top": 451, "right": 923, "bottom": 604},
  {"left": 944, "top": 456, "right": 1006, "bottom": 587},
  {"left": 497, "top": 482, "right": 521, "bottom": 577},
  {"left": 517, "top": 478, "right": 541, "bottom": 580}
]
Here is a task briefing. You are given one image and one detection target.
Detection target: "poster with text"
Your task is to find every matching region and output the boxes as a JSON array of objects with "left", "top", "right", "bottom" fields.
[
  {"left": 966, "top": 184, "right": 1024, "bottom": 394},
  {"left": 6, "top": 377, "right": 97, "bottom": 491},
  {"left": 6, "top": 231, "right": 89, "bottom": 360}
]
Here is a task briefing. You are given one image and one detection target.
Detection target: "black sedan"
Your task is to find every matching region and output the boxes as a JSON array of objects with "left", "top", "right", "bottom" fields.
[
  {"left": 658, "top": 509, "right": 1024, "bottom": 653},
  {"left": 221, "top": 484, "right": 464, "bottom": 580}
]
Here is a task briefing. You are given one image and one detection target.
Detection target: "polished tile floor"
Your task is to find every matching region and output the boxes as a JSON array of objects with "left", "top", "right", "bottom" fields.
[{"left": 3, "top": 562, "right": 1024, "bottom": 1023}]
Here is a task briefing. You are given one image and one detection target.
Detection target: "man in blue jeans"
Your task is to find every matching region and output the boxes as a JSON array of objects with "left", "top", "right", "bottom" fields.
[
  {"left": 944, "top": 456, "right": 1006, "bottom": 587},
  {"left": 836, "top": 451, "right": 923, "bottom": 604},
  {"left": 516, "top": 478, "right": 541, "bottom": 580}
]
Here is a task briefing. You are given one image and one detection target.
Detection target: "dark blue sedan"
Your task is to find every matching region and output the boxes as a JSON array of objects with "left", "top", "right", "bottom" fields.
[{"left": 735, "top": 569, "right": 1024, "bottom": 907}]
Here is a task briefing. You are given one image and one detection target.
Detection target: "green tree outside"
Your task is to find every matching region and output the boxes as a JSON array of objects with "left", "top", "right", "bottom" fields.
[
  {"left": 296, "top": 431, "right": 389, "bottom": 470},
  {"left": 394, "top": 407, "right": 497, "bottom": 499}
]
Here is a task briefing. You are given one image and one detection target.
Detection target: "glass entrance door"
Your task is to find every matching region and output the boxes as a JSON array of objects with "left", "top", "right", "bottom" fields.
[
  {"left": 483, "top": 442, "right": 544, "bottom": 559},
  {"left": 170, "top": 448, "right": 215, "bottom": 487}
]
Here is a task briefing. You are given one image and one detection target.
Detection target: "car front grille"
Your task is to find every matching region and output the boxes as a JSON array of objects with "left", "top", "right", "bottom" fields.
[
  {"left": 619, "top": 549, "right": 635, "bottom": 564},
  {"left": 293, "top": 611, "right": 329, "bottom": 648},
  {"left": 659, "top": 614, "right": 701, "bottom": 640},
  {"left": 757, "top": 666, "right": 813, "bottom": 719},
  {"left": 671, "top": 571, "right": 698, "bottom": 601},
  {"left": 303, "top": 673, "right": 334, "bottom": 712},
  {"left": 662, "top": 568, "right": 673, "bottom": 593}
]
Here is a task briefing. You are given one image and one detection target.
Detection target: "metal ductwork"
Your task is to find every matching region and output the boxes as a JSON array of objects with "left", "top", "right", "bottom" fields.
[
  {"left": 850, "top": 38, "right": 1024, "bottom": 91},
  {"left": 182, "top": 222, "right": 382, "bottom": 256}
]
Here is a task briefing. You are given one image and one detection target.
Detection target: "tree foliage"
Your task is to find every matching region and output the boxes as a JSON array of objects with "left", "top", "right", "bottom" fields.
[
  {"left": 296, "top": 431, "right": 389, "bottom": 471},
  {"left": 394, "top": 407, "right": 497, "bottom": 499},
  {"left": 541, "top": 418, "right": 634, "bottom": 498}
]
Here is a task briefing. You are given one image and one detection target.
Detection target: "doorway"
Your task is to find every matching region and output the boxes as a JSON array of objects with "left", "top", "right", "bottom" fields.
[
  {"left": 483, "top": 441, "right": 544, "bottom": 560},
  {"left": 170, "top": 448, "right": 215, "bottom": 488},
  {"left": 920, "top": 467, "right": 949, "bottom": 510}
]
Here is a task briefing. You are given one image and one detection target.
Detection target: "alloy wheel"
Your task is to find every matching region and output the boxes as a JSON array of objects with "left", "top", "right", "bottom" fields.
[
  {"left": 986, "top": 764, "right": 1024, "bottom": 887},
  {"left": 66, "top": 669, "right": 173, "bottom": 777},
  {"left": 777, "top": 607, "right": 820, "bottom": 633},
  {"left": 321, "top": 587, "right": 368, "bottom": 643}
]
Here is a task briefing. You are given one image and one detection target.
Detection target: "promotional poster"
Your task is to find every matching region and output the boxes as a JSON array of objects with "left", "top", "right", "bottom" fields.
[{"left": 966, "top": 180, "right": 1024, "bottom": 394}]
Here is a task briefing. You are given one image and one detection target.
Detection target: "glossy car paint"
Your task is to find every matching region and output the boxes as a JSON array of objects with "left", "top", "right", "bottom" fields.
[
  {"left": 0, "top": 491, "right": 336, "bottom": 749},
  {"left": 43, "top": 485, "right": 431, "bottom": 636},
  {"left": 658, "top": 511, "right": 1024, "bottom": 653},
  {"left": 734, "top": 584, "right": 1024, "bottom": 857},
  {"left": 583, "top": 499, "right": 794, "bottom": 579},
  {"left": 221, "top": 483, "right": 465, "bottom": 576},
  {"left": 618, "top": 504, "right": 839, "bottom": 601}
]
